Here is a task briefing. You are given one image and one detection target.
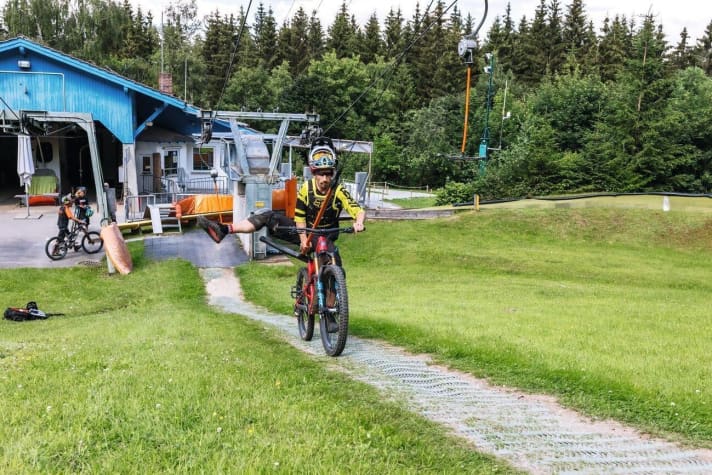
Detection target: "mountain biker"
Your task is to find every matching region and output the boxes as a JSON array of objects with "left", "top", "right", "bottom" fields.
[
  {"left": 73, "top": 186, "right": 92, "bottom": 225},
  {"left": 54, "top": 194, "right": 83, "bottom": 254},
  {"left": 198, "top": 137, "right": 366, "bottom": 265}
]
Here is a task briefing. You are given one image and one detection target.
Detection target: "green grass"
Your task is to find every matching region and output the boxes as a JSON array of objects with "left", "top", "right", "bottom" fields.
[
  {"left": 386, "top": 196, "right": 437, "bottom": 209},
  {"left": 0, "top": 245, "right": 514, "bottom": 473},
  {"left": 238, "top": 207, "right": 712, "bottom": 448}
]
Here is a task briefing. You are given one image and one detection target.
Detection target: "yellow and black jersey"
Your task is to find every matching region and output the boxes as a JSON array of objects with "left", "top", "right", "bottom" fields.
[{"left": 294, "top": 178, "right": 363, "bottom": 229}]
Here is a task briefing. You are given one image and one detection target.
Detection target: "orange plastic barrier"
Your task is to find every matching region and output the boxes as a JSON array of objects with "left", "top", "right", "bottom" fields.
[
  {"left": 272, "top": 177, "right": 297, "bottom": 218},
  {"left": 176, "top": 194, "right": 232, "bottom": 215}
]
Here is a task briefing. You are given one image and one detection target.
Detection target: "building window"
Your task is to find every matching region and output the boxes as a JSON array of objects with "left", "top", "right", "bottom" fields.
[
  {"left": 142, "top": 156, "right": 152, "bottom": 174},
  {"left": 163, "top": 150, "right": 179, "bottom": 176},
  {"left": 193, "top": 147, "right": 214, "bottom": 171}
]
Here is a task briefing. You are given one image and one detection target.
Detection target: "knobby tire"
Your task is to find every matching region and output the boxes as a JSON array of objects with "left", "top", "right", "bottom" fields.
[
  {"left": 82, "top": 231, "right": 103, "bottom": 254},
  {"left": 45, "top": 237, "right": 67, "bottom": 260},
  {"left": 295, "top": 267, "right": 314, "bottom": 341},
  {"left": 319, "top": 265, "right": 349, "bottom": 357}
]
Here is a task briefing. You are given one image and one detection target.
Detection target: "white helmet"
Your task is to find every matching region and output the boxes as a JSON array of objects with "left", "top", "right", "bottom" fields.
[{"left": 309, "top": 146, "right": 336, "bottom": 172}]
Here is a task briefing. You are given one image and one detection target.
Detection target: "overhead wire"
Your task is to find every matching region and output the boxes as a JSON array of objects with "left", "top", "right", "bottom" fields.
[
  {"left": 323, "top": 0, "right": 456, "bottom": 135},
  {"left": 283, "top": 0, "right": 297, "bottom": 24},
  {"left": 215, "top": 0, "right": 254, "bottom": 111}
]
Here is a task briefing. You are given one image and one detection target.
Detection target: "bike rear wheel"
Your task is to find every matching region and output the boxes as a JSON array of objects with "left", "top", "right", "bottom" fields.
[
  {"left": 294, "top": 268, "right": 314, "bottom": 341},
  {"left": 319, "top": 265, "right": 349, "bottom": 357},
  {"left": 82, "top": 231, "right": 104, "bottom": 254},
  {"left": 45, "top": 237, "right": 67, "bottom": 260}
]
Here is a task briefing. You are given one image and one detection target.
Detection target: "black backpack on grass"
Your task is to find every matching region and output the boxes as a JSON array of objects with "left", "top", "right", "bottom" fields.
[{"left": 4, "top": 302, "right": 48, "bottom": 321}]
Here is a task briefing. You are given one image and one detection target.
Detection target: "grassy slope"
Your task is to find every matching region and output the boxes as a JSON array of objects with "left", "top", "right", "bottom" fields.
[
  {"left": 0, "top": 250, "right": 514, "bottom": 473},
  {"left": 238, "top": 207, "right": 712, "bottom": 447}
]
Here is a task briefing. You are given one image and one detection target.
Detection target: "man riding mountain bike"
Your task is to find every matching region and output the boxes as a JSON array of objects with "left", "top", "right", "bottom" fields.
[{"left": 198, "top": 137, "right": 366, "bottom": 265}]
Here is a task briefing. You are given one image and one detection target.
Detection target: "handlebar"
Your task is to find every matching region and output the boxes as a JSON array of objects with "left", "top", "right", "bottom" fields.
[
  {"left": 259, "top": 226, "right": 364, "bottom": 263},
  {"left": 275, "top": 226, "right": 362, "bottom": 234}
]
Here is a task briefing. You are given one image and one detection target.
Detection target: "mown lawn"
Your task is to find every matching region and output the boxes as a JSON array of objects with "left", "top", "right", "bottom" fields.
[
  {"left": 238, "top": 207, "right": 712, "bottom": 448},
  {"left": 0, "top": 249, "right": 514, "bottom": 473}
]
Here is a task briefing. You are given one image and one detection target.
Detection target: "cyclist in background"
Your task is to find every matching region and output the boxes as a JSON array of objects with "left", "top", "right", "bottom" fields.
[
  {"left": 53, "top": 194, "right": 83, "bottom": 255},
  {"left": 73, "top": 186, "right": 92, "bottom": 225},
  {"left": 198, "top": 137, "right": 365, "bottom": 263}
]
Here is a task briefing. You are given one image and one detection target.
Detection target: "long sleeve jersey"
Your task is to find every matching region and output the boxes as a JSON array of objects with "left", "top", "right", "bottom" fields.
[{"left": 294, "top": 178, "right": 363, "bottom": 229}]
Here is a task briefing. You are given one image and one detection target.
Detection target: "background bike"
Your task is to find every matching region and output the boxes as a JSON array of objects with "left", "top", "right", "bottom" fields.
[
  {"left": 45, "top": 221, "right": 103, "bottom": 261},
  {"left": 261, "top": 226, "right": 358, "bottom": 357}
]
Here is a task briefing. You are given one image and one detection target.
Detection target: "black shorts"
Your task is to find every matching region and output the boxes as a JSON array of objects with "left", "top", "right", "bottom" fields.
[{"left": 246, "top": 210, "right": 299, "bottom": 244}]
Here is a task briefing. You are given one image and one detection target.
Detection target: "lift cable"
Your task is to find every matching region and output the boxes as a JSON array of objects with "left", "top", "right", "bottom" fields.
[
  {"left": 214, "top": 0, "right": 254, "bottom": 112},
  {"left": 323, "top": 0, "right": 453, "bottom": 136}
]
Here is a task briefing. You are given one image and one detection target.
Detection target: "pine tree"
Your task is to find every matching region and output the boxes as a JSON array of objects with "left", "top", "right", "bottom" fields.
[
  {"left": 278, "top": 7, "right": 310, "bottom": 75},
  {"left": 670, "top": 28, "right": 694, "bottom": 70},
  {"left": 498, "top": 4, "right": 516, "bottom": 74},
  {"left": 514, "top": 0, "right": 548, "bottom": 86},
  {"left": 383, "top": 8, "right": 405, "bottom": 61},
  {"left": 692, "top": 20, "right": 712, "bottom": 74},
  {"left": 326, "top": 1, "right": 358, "bottom": 59},
  {"left": 598, "top": 15, "right": 629, "bottom": 82},
  {"left": 546, "top": 0, "right": 565, "bottom": 75},
  {"left": 360, "top": 13, "right": 383, "bottom": 64},
  {"left": 562, "top": 0, "right": 588, "bottom": 67},
  {"left": 201, "top": 12, "right": 239, "bottom": 108},
  {"left": 253, "top": 2, "right": 278, "bottom": 69},
  {"left": 307, "top": 11, "right": 324, "bottom": 61},
  {"left": 622, "top": 15, "right": 674, "bottom": 188}
]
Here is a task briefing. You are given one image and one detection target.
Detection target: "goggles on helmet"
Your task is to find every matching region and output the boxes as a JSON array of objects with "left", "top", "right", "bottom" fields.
[{"left": 309, "top": 147, "right": 336, "bottom": 170}]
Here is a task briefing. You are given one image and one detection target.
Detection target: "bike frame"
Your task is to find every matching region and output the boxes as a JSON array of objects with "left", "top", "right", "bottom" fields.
[
  {"left": 303, "top": 234, "right": 336, "bottom": 314},
  {"left": 261, "top": 225, "right": 359, "bottom": 357},
  {"left": 264, "top": 227, "right": 343, "bottom": 316}
]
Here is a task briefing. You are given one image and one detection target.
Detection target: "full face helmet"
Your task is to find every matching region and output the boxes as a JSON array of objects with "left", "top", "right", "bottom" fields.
[
  {"left": 309, "top": 146, "right": 336, "bottom": 173},
  {"left": 74, "top": 186, "right": 86, "bottom": 197}
]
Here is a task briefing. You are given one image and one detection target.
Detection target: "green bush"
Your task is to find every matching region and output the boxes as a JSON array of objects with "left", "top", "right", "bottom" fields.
[{"left": 435, "top": 181, "right": 476, "bottom": 205}]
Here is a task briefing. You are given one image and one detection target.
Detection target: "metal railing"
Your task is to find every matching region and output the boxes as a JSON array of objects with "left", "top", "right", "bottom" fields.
[
  {"left": 183, "top": 176, "right": 229, "bottom": 194},
  {"left": 124, "top": 193, "right": 156, "bottom": 222}
]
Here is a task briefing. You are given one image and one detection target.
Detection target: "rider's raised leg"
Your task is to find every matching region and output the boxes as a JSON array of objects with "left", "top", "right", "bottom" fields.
[{"left": 198, "top": 209, "right": 299, "bottom": 245}]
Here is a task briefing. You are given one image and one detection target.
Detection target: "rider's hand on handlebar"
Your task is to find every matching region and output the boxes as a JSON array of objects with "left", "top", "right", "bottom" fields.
[
  {"left": 353, "top": 221, "right": 365, "bottom": 233},
  {"left": 299, "top": 241, "right": 312, "bottom": 255}
]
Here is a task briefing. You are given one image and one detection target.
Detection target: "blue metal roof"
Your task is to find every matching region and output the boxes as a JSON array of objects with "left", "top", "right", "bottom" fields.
[{"left": 0, "top": 37, "right": 211, "bottom": 143}]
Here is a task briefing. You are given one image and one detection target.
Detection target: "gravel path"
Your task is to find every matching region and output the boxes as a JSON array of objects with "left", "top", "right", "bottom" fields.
[{"left": 201, "top": 267, "right": 712, "bottom": 474}]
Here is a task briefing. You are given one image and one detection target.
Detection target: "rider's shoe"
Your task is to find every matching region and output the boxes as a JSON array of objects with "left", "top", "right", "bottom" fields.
[
  {"left": 198, "top": 216, "right": 228, "bottom": 243},
  {"left": 324, "top": 313, "right": 339, "bottom": 333}
]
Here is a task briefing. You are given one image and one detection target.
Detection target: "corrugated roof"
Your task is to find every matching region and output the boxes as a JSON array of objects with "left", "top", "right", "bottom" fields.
[{"left": 0, "top": 36, "right": 196, "bottom": 114}]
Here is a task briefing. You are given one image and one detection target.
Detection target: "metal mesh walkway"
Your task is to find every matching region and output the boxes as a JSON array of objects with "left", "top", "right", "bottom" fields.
[{"left": 201, "top": 267, "right": 712, "bottom": 474}]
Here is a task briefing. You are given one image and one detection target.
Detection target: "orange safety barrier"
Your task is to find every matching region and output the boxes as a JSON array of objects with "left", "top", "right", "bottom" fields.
[
  {"left": 272, "top": 177, "right": 297, "bottom": 218},
  {"left": 176, "top": 194, "right": 232, "bottom": 216}
]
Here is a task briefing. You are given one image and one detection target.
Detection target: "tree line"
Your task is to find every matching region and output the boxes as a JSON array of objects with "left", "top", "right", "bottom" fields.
[{"left": 2, "top": 0, "right": 712, "bottom": 199}]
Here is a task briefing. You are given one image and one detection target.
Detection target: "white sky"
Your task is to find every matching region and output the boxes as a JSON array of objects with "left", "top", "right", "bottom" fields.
[{"left": 132, "top": 1, "right": 710, "bottom": 43}]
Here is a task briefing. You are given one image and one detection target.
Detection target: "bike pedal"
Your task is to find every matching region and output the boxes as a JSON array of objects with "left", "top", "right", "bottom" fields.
[{"left": 290, "top": 286, "right": 301, "bottom": 299}]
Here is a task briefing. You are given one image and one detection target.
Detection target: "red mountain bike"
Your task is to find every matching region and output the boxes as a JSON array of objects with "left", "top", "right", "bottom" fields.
[{"left": 261, "top": 226, "right": 358, "bottom": 357}]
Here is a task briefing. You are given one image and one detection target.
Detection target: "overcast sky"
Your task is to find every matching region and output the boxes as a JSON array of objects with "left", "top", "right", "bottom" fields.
[{"left": 131, "top": 0, "right": 710, "bottom": 43}]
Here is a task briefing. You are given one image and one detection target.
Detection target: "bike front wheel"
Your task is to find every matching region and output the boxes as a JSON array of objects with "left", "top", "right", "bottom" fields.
[
  {"left": 82, "top": 231, "right": 104, "bottom": 254},
  {"left": 319, "top": 265, "right": 349, "bottom": 357},
  {"left": 294, "top": 268, "right": 314, "bottom": 341},
  {"left": 45, "top": 237, "right": 67, "bottom": 260}
]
